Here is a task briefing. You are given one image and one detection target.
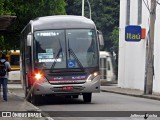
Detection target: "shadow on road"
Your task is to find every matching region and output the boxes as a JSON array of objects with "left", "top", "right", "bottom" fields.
[{"left": 37, "top": 95, "right": 94, "bottom": 106}]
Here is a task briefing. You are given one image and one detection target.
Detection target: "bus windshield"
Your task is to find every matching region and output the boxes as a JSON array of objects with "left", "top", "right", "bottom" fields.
[{"left": 34, "top": 29, "right": 98, "bottom": 69}]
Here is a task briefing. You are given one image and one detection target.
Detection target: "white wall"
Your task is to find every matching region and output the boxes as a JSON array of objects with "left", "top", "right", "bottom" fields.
[
  {"left": 118, "top": 0, "right": 126, "bottom": 87},
  {"left": 153, "top": 5, "right": 160, "bottom": 93},
  {"left": 118, "top": 0, "right": 156, "bottom": 91}
]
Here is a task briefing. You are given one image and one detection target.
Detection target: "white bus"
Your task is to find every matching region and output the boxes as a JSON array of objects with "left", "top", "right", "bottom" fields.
[
  {"left": 20, "top": 15, "right": 102, "bottom": 105},
  {"left": 100, "top": 51, "right": 116, "bottom": 82}
]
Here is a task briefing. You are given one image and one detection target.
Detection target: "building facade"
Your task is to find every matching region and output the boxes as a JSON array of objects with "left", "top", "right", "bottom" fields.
[{"left": 118, "top": 0, "right": 160, "bottom": 93}]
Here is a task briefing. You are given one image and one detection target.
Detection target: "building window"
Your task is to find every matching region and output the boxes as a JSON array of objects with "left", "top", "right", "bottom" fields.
[
  {"left": 138, "top": 0, "right": 142, "bottom": 24},
  {"left": 126, "top": 0, "right": 130, "bottom": 25}
]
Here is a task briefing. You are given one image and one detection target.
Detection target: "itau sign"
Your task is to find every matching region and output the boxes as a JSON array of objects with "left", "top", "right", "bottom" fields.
[{"left": 125, "top": 25, "right": 141, "bottom": 42}]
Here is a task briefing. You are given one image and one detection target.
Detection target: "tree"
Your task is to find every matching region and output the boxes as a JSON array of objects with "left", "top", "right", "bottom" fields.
[
  {"left": 65, "top": 0, "right": 120, "bottom": 51},
  {"left": 0, "top": 0, "right": 15, "bottom": 15},
  {"left": 0, "top": 0, "right": 66, "bottom": 50},
  {"left": 65, "top": 0, "right": 120, "bottom": 78},
  {"left": 109, "top": 26, "right": 119, "bottom": 78}
]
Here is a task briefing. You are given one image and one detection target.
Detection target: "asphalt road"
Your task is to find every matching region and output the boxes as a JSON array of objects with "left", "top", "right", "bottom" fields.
[
  {"left": 37, "top": 92, "right": 160, "bottom": 120},
  {"left": 9, "top": 84, "right": 160, "bottom": 120}
]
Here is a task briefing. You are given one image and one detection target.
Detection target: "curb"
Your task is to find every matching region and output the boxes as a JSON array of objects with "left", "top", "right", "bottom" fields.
[
  {"left": 8, "top": 90, "right": 53, "bottom": 120},
  {"left": 25, "top": 100, "right": 53, "bottom": 120},
  {"left": 101, "top": 89, "right": 160, "bottom": 101},
  {"left": 8, "top": 80, "right": 21, "bottom": 84},
  {"left": 24, "top": 100, "right": 54, "bottom": 120}
]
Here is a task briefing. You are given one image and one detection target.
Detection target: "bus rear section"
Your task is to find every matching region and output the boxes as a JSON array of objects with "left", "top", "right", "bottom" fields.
[
  {"left": 21, "top": 15, "right": 101, "bottom": 105},
  {"left": 100, "top": 51, "right": 116, "bottom": 83},
  {"left": 6, "top": 50, "right": 20, "bottom": 82}
]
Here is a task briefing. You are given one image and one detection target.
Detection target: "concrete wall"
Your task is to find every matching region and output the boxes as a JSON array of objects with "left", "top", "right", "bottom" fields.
[
  {"left": 118, "top": 0, "right": 160, "bottom": 93},
  {"left": 153, "top": 5, "right": 160, "bottom": 93}
]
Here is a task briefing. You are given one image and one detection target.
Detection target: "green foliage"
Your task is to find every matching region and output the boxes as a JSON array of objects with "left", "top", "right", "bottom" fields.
[
  {"left": 109, "top": 26, "right": 119, "bottom": 77},
  {"left": 0, "top": 0, "right": 66, "bottom": 50},
  {"left": 0, "top": 35, "right": 10, "bottom": 52},
  {"left": 1, "top": 0, "right": 119, "bottom": 53},
  {"left": 0, "top": 0, "right": 15, "bottom": 15},
  {"left": 65, "top": 0, "right": 120, "bottom": 51},
  {"left": 65, "top": 0, "right": 120, "bottom": 77},
  {"left": 109, "top": 26, "right": 119, "bottom": 52},
  {"left": 65, "top": 0, "right": 81, "bottom": 15}
]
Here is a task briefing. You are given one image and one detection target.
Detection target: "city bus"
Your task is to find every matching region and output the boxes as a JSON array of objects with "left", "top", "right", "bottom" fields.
[
  {"left": 6, "top": 50, "right": 20, "bottom": 70},
  {"left": 100, "top": 51, "right": 116, "bottom": 82},
  {"left": 20, "top": 15, "right": 102, "bottom": 105},
  {"left": 6, "top": 50, "right": 20, "bottom": 82}
]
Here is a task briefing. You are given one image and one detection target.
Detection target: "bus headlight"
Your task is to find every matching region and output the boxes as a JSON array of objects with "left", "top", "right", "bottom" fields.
[
  {"left": 87, "top": 72, "right": 99, "bottom": 82},
  {"left": 35, "top": 73, "right": 42, "bottom": 80},
  {"left": 34, "top": 72, "right": 47, "bottom": 83}
]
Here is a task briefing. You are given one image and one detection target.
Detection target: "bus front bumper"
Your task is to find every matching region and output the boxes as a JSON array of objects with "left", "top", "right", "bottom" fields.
[{"left": 33, "top": 75, "right": 100, "bottom": 95}]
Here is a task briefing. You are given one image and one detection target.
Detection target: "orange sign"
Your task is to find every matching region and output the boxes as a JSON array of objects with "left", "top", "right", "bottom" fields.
[{"left": 141, "top": 28, "right": 146, "bottom": 39}]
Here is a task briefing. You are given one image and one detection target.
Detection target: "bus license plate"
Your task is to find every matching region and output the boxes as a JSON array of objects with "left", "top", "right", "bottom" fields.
[{"left": 62, "top": 86, "right": 73, "bottom": 90}]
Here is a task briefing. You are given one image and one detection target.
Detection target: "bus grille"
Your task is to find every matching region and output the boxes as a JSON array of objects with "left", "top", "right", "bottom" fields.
[{"left": 49, "top": 81, "right": 85, "bottom": 85}]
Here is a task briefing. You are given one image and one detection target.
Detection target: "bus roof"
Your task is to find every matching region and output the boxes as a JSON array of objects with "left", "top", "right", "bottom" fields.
[{"left": 31, "top": 15, "right": 96, "bottom": 30}]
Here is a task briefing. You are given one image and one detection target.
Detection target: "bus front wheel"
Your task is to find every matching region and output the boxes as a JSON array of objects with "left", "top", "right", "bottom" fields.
[
  {"left": 83, "top": 93, "right": 92, "bottom": 103},
  {"left": 31, "top": 93, "right": 41, "bottom": 105}
]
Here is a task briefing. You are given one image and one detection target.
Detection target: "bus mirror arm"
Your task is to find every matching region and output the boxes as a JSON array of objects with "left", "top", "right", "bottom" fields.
[
  {"left": 97, "top": 30, "right": 104, "bottom": 49},
  {"left": 27, "top": 34, "right": 32, "bottom": 46}
]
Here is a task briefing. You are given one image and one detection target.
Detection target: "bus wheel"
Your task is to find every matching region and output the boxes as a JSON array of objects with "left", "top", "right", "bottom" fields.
[
  {"left": 31, "top": 93, "right": 41, "bottom": 105},
  {"left": 65, "top": 95, "right": 72, "bottom": 98},
  {"left": 73, "top": 95, "right": 79, "bottom": 98},
  {"left": 83, "top": 93, "right": 92, "bottom": 103},
  {"left": 25, "top": 87, "right": 31, "bottom": 102}
]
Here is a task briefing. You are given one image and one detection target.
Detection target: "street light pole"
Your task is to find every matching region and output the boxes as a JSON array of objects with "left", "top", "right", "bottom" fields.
[
  {"left": 82, "top": 0, "right": 84, "bottom": 16},
  {"left": 144, "top": 0, "right": 156, "bottom": 95},
  {"left": 82, "top": 0, "right": 91, "bottom": 19},
  {"left": 87, "top": 0, "right": 91, "bottom": 19}
]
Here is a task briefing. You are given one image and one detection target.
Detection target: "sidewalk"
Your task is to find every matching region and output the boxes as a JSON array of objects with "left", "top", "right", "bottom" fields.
[
  {"left": 100, "top": 83, "right": 160, "bottom": 101},
  {"left": 0, "top": 84, "right": 46, "bottom": 120}
]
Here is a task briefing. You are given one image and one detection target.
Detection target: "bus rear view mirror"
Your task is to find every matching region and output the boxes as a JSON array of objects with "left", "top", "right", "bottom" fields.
[
  {"left": 97, "top": 30, "right": 104, "bottom": 49},
  {"left": 27, "top": 34, "right": 32, "bottom": 46}
]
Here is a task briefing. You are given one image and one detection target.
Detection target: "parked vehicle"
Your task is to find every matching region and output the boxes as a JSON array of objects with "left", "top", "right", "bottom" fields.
[
  {"left": 6, "top": 50, "right": 20, "bottom": 82},
  {"left": 100, "top": 51, "right": 116, "bottom": 82}
]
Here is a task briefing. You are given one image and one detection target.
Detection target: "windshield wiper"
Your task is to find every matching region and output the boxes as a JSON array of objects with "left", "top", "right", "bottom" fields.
[
  {"left": 50, "top": 39, "right": 63, "bottom": 72},
  {"left": 68, "top": 39, "right": 85, "bottom": 72}
]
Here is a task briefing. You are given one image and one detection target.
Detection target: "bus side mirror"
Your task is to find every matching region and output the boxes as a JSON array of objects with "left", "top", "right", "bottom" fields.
[
  {"left": 27, "top": 34, "right": 32, "bottom": 46},
  {"left": 97, "top": 30, "right": 104, "bottom": 49}
]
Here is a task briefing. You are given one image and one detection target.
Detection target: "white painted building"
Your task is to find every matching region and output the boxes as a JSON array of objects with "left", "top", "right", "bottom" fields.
[{"left": 118, "top": 0, "right": 160, "bottom": 93}]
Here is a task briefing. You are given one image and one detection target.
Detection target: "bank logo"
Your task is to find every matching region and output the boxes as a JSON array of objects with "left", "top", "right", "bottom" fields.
[{"left": 125, "top": 25, "right": 141, "bottom": 42}]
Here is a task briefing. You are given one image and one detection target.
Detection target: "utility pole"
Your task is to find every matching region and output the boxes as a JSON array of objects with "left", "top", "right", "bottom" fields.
[
  {"left": 86, "top": 0, "right": 91, "bottom": 19},
  {"left": 82, "top": 0, "right": 92, "bottom": 19},
  {"left": 82, "top": 0, "right": 84, "bottom": 16},
  {"left": 144, "top": 0, "right": 156, "bottom": 94}
]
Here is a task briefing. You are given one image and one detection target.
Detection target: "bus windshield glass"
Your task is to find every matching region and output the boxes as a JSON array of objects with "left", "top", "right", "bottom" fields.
[
  {"left": 34, "top": 29, "right": 98, "bottom": 69},
  {"left": 10, "top": 55, "right": 20, "bottom": 66}
]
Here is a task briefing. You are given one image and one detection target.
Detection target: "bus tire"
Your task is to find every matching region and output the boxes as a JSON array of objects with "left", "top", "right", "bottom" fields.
[
  {"left": 65, "top": 95, "right": 72, "bottom": 98},
  {"left": 31, "top": 93, "right": 41, "bottom": 105},
  {"left": 25, "top": 87, "right": 31, "bottom": 102},
  {"left": 83, "top": 93, "right": 92, "bottom": 103},
  {"left": 73, "top": 95, "right": 79, "bottom": 98}
]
